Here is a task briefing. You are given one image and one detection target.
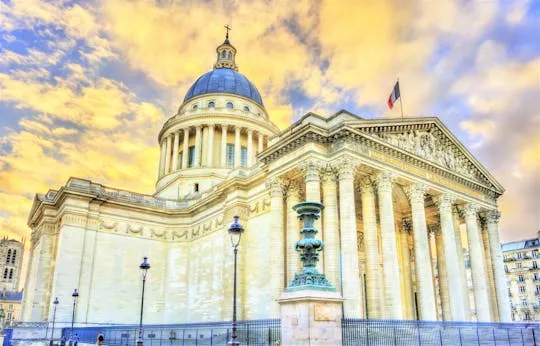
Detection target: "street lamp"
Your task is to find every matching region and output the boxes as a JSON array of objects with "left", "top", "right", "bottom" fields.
[
  {"left": 137, "top": 256, "right": 151, "bottom": 346},
  {"left": 50, "top": 297, "right": 59, "bottom": 346},
  {"left": 228, "top": 215, "right": 244, "bottom": 346},
  {"left": 69, "top": 289, "right": 79, "bottom": 346}
]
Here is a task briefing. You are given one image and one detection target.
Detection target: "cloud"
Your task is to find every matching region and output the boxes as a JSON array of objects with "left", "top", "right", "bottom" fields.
[{"left": 0, "top": 0, "right": 538, "bottom": 246}]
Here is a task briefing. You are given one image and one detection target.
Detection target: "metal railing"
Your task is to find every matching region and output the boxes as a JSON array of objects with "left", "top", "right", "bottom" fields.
[
  {"left": 61, "top": 319, "right": 280, "bottom": 346},
  {"left": 342, "top": 319, "right": 540, "bottom": 346}
]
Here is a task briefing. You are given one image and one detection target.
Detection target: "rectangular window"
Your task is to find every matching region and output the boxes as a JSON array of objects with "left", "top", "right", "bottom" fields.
[
  {"left": 505, "top": 265, "right": 508, "bottom": 273},
  {"left": 241, "top": 146, "right": 248, "bottom": 168},
  {"left": 533, "top": 250, "right": 538, "bottom": 258},
  {"left": 517, "top": 263, "right": 522, "bottom": 269},
  {"left": 226, "top": 144, "right": 235, "bottom": 168},
  {"left": 533, "top": 261, "right": 538, "bottom": 269},
  {"left": 519, "top": 286, "right": 526, "bottom": 293},
  {"left": 519, "top": 275, "right": 524, "bottom": 282},
  {"left": 534, "top": 273, "right": 540, "bottom": 281},
  {"left": 521, "top": 299, "right": 527, "bottom": 307},
  {"left": 517, "top": 252, "right": 523, "bottom": 259},
  {"left": 536, "top": 285, "right": 540, "bottom": 294},
  {"left": 188, "top": 146, "right": 195, "bottom": 167}
]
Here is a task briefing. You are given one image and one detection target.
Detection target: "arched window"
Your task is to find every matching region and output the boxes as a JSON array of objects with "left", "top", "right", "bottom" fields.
[
  {"left": 221, "top": 50, "right": 226, "bottom": 58},
  {"left": 226, "top": 102, "right": 233, "bottom": 109},
  {"left": 208, "top": 101, "right": 215, "bottom": 108},
  {"left": 8, "top": 269, "right": 13, "bottom": 280},
  {"left": 243, "top": 106, "right": 249, "bottom": 112},
  {"left": 227, "top": 51, "right": 232, "bottom": 59},
  {"left": 3, "top": 268, "right": 7, "bottom": 279},
  {"left": 11, "top": 250, "right": 16, "bottom": 264},
  {"left": 192, "top": 104, "right": 198, "bottom": 110},
  {"left": 6, "top": 249, "right": 11, "bottom": 264}
]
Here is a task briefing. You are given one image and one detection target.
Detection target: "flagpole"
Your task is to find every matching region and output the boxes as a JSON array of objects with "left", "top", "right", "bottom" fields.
[{"left": 398, "top": 78, "right": 404, "bottom": 119}]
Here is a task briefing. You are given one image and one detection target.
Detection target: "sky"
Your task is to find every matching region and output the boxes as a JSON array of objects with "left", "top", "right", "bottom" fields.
[{"left": 0, "top": 0, "right": 538, "bottom": 243}]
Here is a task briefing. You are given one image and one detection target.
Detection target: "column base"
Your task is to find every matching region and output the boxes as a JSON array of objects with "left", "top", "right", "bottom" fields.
[{"left": 278, "top": 290, "right": 343, "bottom": 346}]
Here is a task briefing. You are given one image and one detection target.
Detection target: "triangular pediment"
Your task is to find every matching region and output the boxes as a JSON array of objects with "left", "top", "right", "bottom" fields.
[{"left": 353, "top": 117, "right": 504, "bottom": 194}]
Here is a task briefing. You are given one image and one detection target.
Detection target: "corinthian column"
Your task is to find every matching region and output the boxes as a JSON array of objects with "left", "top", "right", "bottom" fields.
[
  {"left": 164, "top": 134, "right": 172, "bottom": 173},
  {"left": 234, "top": 127, "right": 241, "bottom": 168},
  {"left": 486, "top": 210, "right": 512, "bottom": 321},
  {"left": 159, "top": 140, "right": 166, "bottom": 177},
  {"left": 182, "top": 128, "right": 189, "bottom": 169},
  {"left": 172, "top": 130, "right": 180, "bottom": 171},
  {"left": 221, "top": 126, "right": 228, "bottom": 168},
  {"left": 194, "top": 126, "right": 202, "bottom": 167},
  {"left": 433, "top": 225, "right": 450, "bottom": 320},
  {"left": 207, "top": 124, "right": 215, "bottom": 167},
  {"left": 375, "top": 172, "right": 402, "bottom": 319},
  {"left": 247, "top": 129, "right": 253, "bottom": 167},
  {"left": 480, "top": 216, "right": 498, "bottom": 321},
  {"left": 337, "top": 161, "right": 362, "bottom": 318},
  {"left": 399, "top": 220, "right": 414, "bottom": 319},
  {"left": 406, "top": 183, "right": 437, "bottom": 320},
  {"left": 360, "top": 177, "right": 382, "bottom": 319},
  {"left": 267, "top": 177, "right": 285, "bottom": 317},
  {"left": 434, "top": 194, "right": 466, "bottom": 321},
  {"left": 285, "top": 182, "right": 301, "bottom": 285},
  {"left": 300, "top": 160, "right": 323, "bottom": 272},
  {"left": 321, "top": 167, "right": 340, "bottom": 291},
  {"left": 453, "top": 209, "right": 471, "bottom": 319},
  {"left": 258, "top": 133, "right": 264, "bottom": 153},
  {"left": 463, "top": 203, "right": 491, "bottom": 322}
]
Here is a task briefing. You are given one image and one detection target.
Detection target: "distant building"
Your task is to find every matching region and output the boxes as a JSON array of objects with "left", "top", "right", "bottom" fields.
[
  {"left": 502, "top": 232, "right": 540, "bottom": 321},
  {"left": 0, "top": 290, "right": 23, "bottom": 326},
  {"left": 0, "top": 238, "right": 23, "bottom": 292}
]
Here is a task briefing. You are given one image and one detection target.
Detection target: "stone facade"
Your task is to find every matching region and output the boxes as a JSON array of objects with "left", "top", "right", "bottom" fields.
[
  {"left": 502, "top": 232, "right": 540, "bottom": 321},
  {"left": 21, "top": 37, "right": 509, "bottom": 324}
]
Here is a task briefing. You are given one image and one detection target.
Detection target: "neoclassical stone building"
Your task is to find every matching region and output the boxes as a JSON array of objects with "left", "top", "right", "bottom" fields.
[{"left": 22, "top": 35, "right": 510, "bottom": 325}]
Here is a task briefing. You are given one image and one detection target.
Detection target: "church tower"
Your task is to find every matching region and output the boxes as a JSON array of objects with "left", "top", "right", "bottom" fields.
[{"left": 155, "top": 32, "right": 279, "bottom": 199}]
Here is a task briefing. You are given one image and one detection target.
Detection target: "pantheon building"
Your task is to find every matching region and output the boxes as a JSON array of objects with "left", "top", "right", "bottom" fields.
[{"left": 22, "top": 35, "right": 510, "bottom": 324}]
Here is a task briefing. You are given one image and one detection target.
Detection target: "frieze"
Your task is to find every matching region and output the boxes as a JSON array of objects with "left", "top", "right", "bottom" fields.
[
  {"left": 365, "top": 128, "right": 488, "bottom": 185},
  {"left": 247, "top": 198, "right": 271, "bottom": 217},
  {"left": 61, "top": 214, "right": 87, "bottom": 228}
]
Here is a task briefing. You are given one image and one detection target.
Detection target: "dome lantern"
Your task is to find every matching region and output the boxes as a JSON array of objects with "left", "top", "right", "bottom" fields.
[{"left": 214, "top": 25, "right": 238, "bottom": 71}]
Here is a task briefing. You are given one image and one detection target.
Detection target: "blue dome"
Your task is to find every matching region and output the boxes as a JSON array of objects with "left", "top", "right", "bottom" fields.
[{"left": 183, "top": 68, "right": 263, "bottom": 106}]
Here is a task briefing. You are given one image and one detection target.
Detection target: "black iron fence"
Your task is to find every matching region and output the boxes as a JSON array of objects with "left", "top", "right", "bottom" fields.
[
  {"left": 61, "top": 319, "right": 280, "bottom": 346},
  {"left": 342, "top": 319, "right": 540, "bottom": 346}
]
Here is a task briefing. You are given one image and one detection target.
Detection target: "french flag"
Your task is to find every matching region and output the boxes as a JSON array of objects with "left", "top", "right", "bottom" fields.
[{"left": 387, "top": 81, "right": 400, "bottom": 110}]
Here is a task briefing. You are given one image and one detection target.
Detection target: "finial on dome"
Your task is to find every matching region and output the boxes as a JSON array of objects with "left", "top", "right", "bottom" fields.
[{"left": 214, "top": 25, "right": 238, "bottom": 71}]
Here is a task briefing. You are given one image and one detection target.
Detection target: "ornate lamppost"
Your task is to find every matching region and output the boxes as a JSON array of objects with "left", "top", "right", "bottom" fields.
[
  {"left": 50, "top": 297, "right": 59, "bottom": 346},
  {"left": 228, "top": 215, "right": 244, "bottom": 346},
  {"left": 137, "top": 257, "right": 151, "bottom": 346},
  {"left": 69, "top": 289, "right": 79, "bottom": 346},
  {"left": 287, "top": 202, "right": 335, "bottom": 291}
]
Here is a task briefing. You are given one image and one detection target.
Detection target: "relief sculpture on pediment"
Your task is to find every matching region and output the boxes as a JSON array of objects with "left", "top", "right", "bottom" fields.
[{"left": 373, "top": 130, "right": 482, "bottom": 182}]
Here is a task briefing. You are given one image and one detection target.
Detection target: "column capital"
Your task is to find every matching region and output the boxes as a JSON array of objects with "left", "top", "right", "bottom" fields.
[
  {"left": 405, "top": 182, "right": 428, "bottom": 203},
  {"left": 375, "top": 171, "right": 397, "bottom": 193},
  {"left": 335, "top": 158, "right": 357, "bottom": 180},
  {"left": 359, "top": 176, "right": 376, "bottom": 193},
  {"left": 463, "top": 203, "right": 480, "bottom": 219},
  {"left": 320, "top": 164, "right": 338, "bottom": 183},
  {"left": 433, "top": 193, "right": 457, "bottom": 212},
  {"left": 234, "top": 126, "right": 241, "bottom": 133},
  {"left": 486, "top": 210, "right": 501, "bottom": 225},
  {"left": 428, "top": 223, "right": 441, "bottom": 235},
  {"left": 266, "top": 176, "right": 286, "bottom": 198},
  {"left": 401, "top": 218, "right": 412, "bottom": 233},
  {"left": 284, "top": 179, "right": 304, "bottom": 200},
  {"left": 247, "top": 128, "right": 253, "bottom": 134},
  {"left": 299, "top": 159, "right": 322, "bottom": 182}
]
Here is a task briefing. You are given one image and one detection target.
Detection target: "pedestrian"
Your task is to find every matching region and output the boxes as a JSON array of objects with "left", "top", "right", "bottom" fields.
[
  {"left": 60, "top": 335, "right": 66, "bottom": 346},
  {"left": 96, "top": 331, "right": 105, "bottom": 345},
  {"left": 73, "top": 333, "right": 79, "bottom": 346}
]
